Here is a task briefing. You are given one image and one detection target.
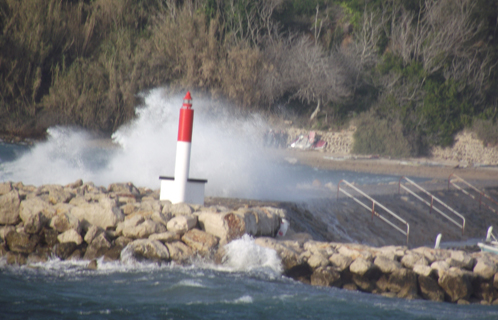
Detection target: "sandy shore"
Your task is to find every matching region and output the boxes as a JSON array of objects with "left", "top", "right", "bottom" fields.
[{"left": 272, "top": 149, "right": 498, "bottom": 182}]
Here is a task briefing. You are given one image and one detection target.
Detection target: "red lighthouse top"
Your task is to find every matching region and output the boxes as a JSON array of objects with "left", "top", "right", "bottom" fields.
[
  {"left": 178, "top": 91, "right": 194, "bottom": 142},
  {"left": 182, "top": 91, "right": 192, "bottom": 109}
]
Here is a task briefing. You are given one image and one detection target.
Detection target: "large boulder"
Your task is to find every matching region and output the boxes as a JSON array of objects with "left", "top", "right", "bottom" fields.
[
  {"left": 167, "top": 215, "right": 197, "bottom": 235},
  {"left": 151, "top": 211, "right": 172, "bottom": 228},
  {"left": 71, "top": 197, "right": 124, "bottom": 229},
  {"left": 446, "top": 250, "right": 475, "bottom": 270},
  {"left": 473, "top": 257, "right": 498, "bottom": 280},
  {"left": 0, "top": 226, "right": 16, "bottom": 242},
  {"left": 165, "top": 241, "right": 194, "bottom": 263},
  {"left": 253, "top": 208, "right": 280, "bottom": 236},
  {"left": 148, "top": 232, "right": 181, "bottom": 243},
  {"left": 57, "top": 229, "right": 83, "bottom": 245},
  {"left": 255, "top": 237, "right": 304, "bottom": 271},
  {"left": 54, "top": 242, "right": 78, "bottom": 259},
  {"left": 307, "top": 252, "right": 330, "bottom": 269},
  {"left": 84, "top": 225, "right": 105, "bottom": 244},
  {"left": 349, "top": 258, "right": 374, "bottom": 277},
  {"left": 127, "top": 239, "right": 170, "bottom": 261},
  {"left": 311, "top": 266, "right": 341, "bottom": 287},
  {"left": 374, "top": 256, "right": 401, "bottom": 274},
  {"left": 40, "top": 185, "right": 74, "bottom": 205},
  {"left": 181, "top": 229, "right": 219, "bottom": 256},
  {"left": 401, "top": 253, "right": 428, "bottom": 269},
  {"left": 83, "top": 233, "right": 112, "bottom": 260},
  {"left": 418, "top": 275, "right": 445, "bottom": 302},
  {"left": 388, "top": 268, "right": 419, "bottom": 299},
  {"left": 0, "top": 190, "right": 21, "bottom": 225},
  {"left": 329, "top": 253, "right": 353, "bottom": 272},
  {"left": 0, "top": 181, "right": 12, "bottom": 195},
  {"left": 20, "top": 197, "right": 55, "bottom": 234},
  {"left": 198, "top": 212, "right": 245, "bottom": 245},
  {"left": 50, "top": 212, "right": 81, "bottom": 234},
  {"left": 6, "top": 231, "right": 40, "bottom": 254},
  {"left": 438, "top": 268, "right": 473, "bottom": 302},
  {"left": 122, "top": 219, "right": 166, "bottom": 239}
]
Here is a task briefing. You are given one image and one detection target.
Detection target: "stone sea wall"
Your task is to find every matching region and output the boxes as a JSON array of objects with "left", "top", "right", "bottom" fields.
[{"left": 1, "top": 181, "right": 498, "bottom": 305}]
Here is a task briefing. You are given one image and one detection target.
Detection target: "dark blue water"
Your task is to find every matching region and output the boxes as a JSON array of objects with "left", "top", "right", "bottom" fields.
[{"left": 1, "top": 258, "right": 497, "bottom": 320}]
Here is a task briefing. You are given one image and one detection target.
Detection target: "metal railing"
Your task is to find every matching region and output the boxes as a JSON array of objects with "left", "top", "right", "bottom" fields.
[
  {"left": 338, "top": 180, "right": 410, "bottom": 244},
  {"left": 448, "top": 173, "right": 498, "bottom": 214},
  {"left": 398, "top": 176, "right": 466, "bottom": 235}
]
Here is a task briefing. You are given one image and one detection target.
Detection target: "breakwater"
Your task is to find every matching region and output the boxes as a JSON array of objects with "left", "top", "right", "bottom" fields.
[{"left": 1, "top": 181, "right": 498, "bottom": 305}]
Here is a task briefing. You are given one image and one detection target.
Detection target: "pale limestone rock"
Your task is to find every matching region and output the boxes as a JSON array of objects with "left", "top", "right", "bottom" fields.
[
  {"left": 401, "top": 253, "right": 428, "bottom": 269},
  {"left": 329, "top": 253, "right": 353, "bottom": 272},
  {"left": 374, "top": 256, "right": 401, "bottom": 274},
  {"left": 307, "top": 252, "right": 330, "bottom": 269},
  {"left": 255, "top": 237, "right": 304, "bottom": 270},
  {"left": 418, "top": 275, "right": 444, "bottom": 302},
  {"left": 151, "top": 211, "right": 172, "bottom": 228},
  {"left": 181, "top": 229, "right": 219, "bottom": 256},
  {"left": 50, "top": 212, "right": 81, "bottom": 234},
  {"left": 0, "top": 181, "right": 13, "bottom": 195},
  {"left": 40, "top": 185, "right": 74, "bottom": 205},
  {"left": 167, "top": 215, "right": 198, "bottom": 235},
  {"left": 84, "top": 225, "right": 104, "bottom": 244},
  {"left": 123, "top": 219, "right": 166, "bottom": 239},
  {"left": 473, "top": 257, "right": 498, "bottom": 280},
  {"left": 57, "top": 229, "right": 83, "bottom": 245},
  {"left": 71, "top": 197, "right": 124, "bottom": 229},
  {"left": 438, "top": 268, "right": 473, "bottom": 302},
  {"left": 149, "top": 231, "right": 181, "bottom": 243},
  {"left": 0, "top": 190, "right": 21, "bottom": 225},
  {"left": 127, "top": 239, "right": 170, "bottom": 261},
  {"left": 337, "top": 245, "right": 373, "bottom": 261},
  {"left": 170, "top": 203, "right": 193, "bottom": 216},
  {"left": 310, "top": 266, "right": 341, "bottom": 287},
  {"left": 413, "top": 264, "right": 434, "bottom": 277},
  {"left": 430, "top": 260, "right": 450, "bottom": 277},
  {"left": 165, "top": 241, "right": 193, "bottom": 262},
  {"left": 0, "top": 226, "right": 15, "bottom": 241},
  {"left": 349, "top": 258, "right": 373, "bottom": 276},
  {"left": 198, "top": 212, "right": 244, "bottom": 244},
  {"left": 303, "top": 241, "right": 337, "bottom": 258},
  {"left": 387, "top": 269, "right": 418, "bottom": 299}
]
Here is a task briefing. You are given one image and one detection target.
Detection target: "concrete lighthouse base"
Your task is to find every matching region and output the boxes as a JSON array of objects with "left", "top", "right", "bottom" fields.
[{"left": 159, "top": 176, "right": 207, "bottom": 205}]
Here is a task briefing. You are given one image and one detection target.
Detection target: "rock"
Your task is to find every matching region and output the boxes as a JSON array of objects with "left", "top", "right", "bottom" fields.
[
  {"left": 0, "top": 226, "right": 16, "bottom": 241},
  {"left": 198, "top": 212, "right": 244, "bottom": 244},
  {"left": 5, "top": 231, "right": 40, "bottom": 254},
  {"left": 87, "top": 259, "right": 98, "bottom": 270},
  {"left": 65, "top": 179, "right": 83, "bottom": 189},
  {"left": 54, "top": 242, "right": 78, "bottom": 259},
  {"left": 167, "top": 215, "right": 197, "bottom": 235},
  {"left": 353, "top": 274, "right": 376, "bottom": 292},
  {"left": 447, "top": 250, "right": 475, "bottom": 270},
  {"left": 311, "top": 266, "right": 341, "bottom": 287},
  {"left": 430, "top": 260, "right": 450, "bottom": 277},
  {"left": 438, "top": 269, "right": 473, "bottom": 302},
  {"left": 329, "top": 253, "right": 353, "bottom": 272},
  {"left": 342, "top": 283, "right": 358, "bottom": 291},
  {"left": 115, "top": 236, "right": 133, "bottom": 248},
  {"left": 475, "top": 282, "right": 495, "bottom": 303},
  {"left": 0, "top": 181, "right": 13, "bottom": 195},
  {"left": 337, "top": 245, "right": 373, "bottom": 262},
  {"left": 41, "top": 228, "right": 59, "bottom": 247},
  {"left": 20, "top": 197, "right": 55, "bottom": 234},
  {"left": 148, "top": 231, "right": 181, "bottom": 243},
  {"left": 418, "top": 275, "right": 445, "bottom": 302},
  {"left": 349, "top": 258, "right": 374, "bottom": 277},
  {"left": 307, "top": 252, "right": 330, "bottom": 269},
  {"left": 165, "top": 241, "right": 193, "bottom": 263},
  {"left": 151, "top": 211, "right": 172, "bottom": 228},
  {"left": 494, "top": 273, "right": 498, "bottom": 290},
  {"left": 412, "top": 247, "right": 449, "bottom": 264},
  {"left": 50, "top": 212, "right": 81, "bottom": 234},
  {"left": 57, "top": 229, "right": 83, "bottom": 245},
  {"left": 388, "top": 269, "right": 419, "bottom": 299},
  {"left": 71, "top": 197, "right": 124, "bottom": 229},
  {"left": 255, "top": 237, "right": 304, "bottom": 271},
  {"left": 374, "top": 256, "right": 401, "bottom": 274},
  {"left": 84, "top": 225, "right": 104, "bottom": 244},
  {"left": 253, "top": 208, "right": 281, "bottom": 236},
  {"left": 6, "top": 252, "right": 27, "bottom": 265},
  {"left": 0, "top": 190, "right": 21, "bottom": 225},
  {"left": 232, "top": 209, "right": 258, "bottom": 236},
  {"left": 375, "top": 246, "right": 406, "bottom": 261},
  {"left": 123, "top": 219, "right": 166, "bottom": 239},
  {"left": 401, "top": 253, "right": 428, "bottom": 269},
  {"left": 127, "top": 239, "right": 170, "bottom": 261},
  {"left": 83, "top": 233, "right": 112, "bottom": 260},
  {"left": 41, "top": 185, "right": 74, "bottom": 204},
  {"left": 135, "top": 201, "right": 161, "bottom": 217},
  {"left": 181, "top": 229, "right": 219, "bottom": 256},
  {"left": 170, "top": 203, "right": 193, "bottom": 216},
  {"left": 108, "top": 182, "right": 139, "bottom": 197},
  {"left": 473, "top": 257, "right": 498, "bottom": 280},
  {"left": 303, "top": 241, "right": 336, "bottom": 258},
  {"left": 413, "top": 265, "right": 434, "bottom": 277},
  {"left": 27, "top": 251, "right": 49, "bottom": 264}
]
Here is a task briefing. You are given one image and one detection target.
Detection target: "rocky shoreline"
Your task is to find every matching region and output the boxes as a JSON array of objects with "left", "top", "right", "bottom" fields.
[{"left": 1, "top": 181, "right": 498, "bottom": 305}]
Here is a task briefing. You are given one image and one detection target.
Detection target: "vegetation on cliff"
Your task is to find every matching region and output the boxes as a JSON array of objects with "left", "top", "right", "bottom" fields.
[{"left": 1, "top": 0, "right": 497, "bottom": 155}]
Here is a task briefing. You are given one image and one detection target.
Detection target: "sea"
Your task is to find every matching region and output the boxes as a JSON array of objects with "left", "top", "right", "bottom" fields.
[{"left": 1, "top": 88, "right": 497, "bottom": 319}]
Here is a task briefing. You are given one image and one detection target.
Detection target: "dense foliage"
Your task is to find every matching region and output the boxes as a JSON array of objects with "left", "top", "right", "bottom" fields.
[{"left": 1, "top": 0, "right": 497, "bottom": 155}]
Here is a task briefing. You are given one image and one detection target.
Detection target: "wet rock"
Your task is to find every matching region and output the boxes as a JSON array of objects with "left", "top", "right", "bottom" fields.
[
  {"left": 167, "top": 215, "right": 197, "bottom": 235},
  {"left": 41, "top": 228, "right": 59, "bottom": 247},
  {"left": 388, "top": 269, "right": 418, "bottom": 299},
  {"left": 438, "top": 268, "right": 473, "bottom": 302},
  {"left": 165, "top": 241, "right": 193, "bottom": 263},
  {"left": 6, "top": 252, "right": 27, "bottom": 265},
  {"left": 54, "top": 242, "right": 77, "bottom": 259},
  {"left": 83, "top": 233, "right": 112, "bottom": 260},
  {"left": 127, "top": 239, "right": 170, "bottom": 261},
  {"left": 181, "top": 229, "right": 219, "bottom": 256},
  {"left": 418, "top": 275, "right": 445, "bottom": 302},
  {"left": 353, "top": 274, "right": 376, "bottom": 292},
  {"left": 311, "top": 266, "right": 341, "bottom": 287},
  {"left": 0, "top": 190, "right": 21, "bottom": 225},
  {"left": 6, "top": 231, "right": 40, "bottom": 254},
  {"left": 255, "top": 238, "right": 304, "bottom": 271},
  {"left": 87, "top": 259, "right": 98, "bottom": 270}
]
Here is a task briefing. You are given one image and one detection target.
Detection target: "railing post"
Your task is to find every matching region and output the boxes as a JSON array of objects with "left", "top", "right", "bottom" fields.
[
  {"left": 372, "top": 202, "right": 375, "bottom": 220},
  {"left": 430, "top": 196, "right": 433, "bottom": 214}
]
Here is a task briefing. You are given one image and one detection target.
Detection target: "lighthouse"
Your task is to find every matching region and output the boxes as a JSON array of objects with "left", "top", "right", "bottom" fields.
[{"left": 159, "top": 91, "right": 207, "bottom": 205}]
